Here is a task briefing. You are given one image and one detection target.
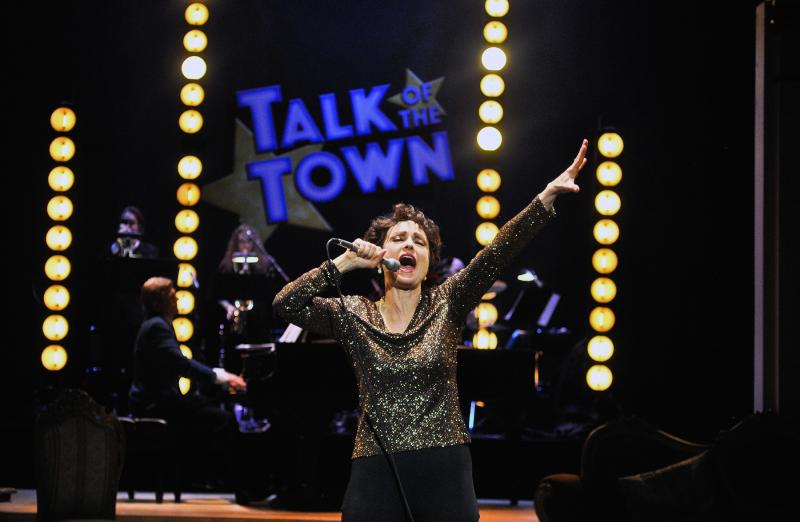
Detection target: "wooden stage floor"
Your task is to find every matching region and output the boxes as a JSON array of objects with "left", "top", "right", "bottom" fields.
[{"left": 0, "top": 490, "right": 540, "bottom": 521}]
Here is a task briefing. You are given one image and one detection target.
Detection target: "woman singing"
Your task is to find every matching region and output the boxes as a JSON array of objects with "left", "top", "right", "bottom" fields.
[{"left": 273, "top": 139, "right": 588, "bottom": 521}]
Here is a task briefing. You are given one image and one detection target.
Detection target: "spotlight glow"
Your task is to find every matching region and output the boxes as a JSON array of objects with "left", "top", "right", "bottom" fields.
[
  {"left": 481, "top": 47, "right": 507, "bottom": 71},
  {"left": 47, "top": 196, "right": 73, "bottom": 221},
  {"left": 587, "top": 335, "right": 614, "bottom": 362},
  {"left": 476, "top": 195, "right": 500, "bottom": 219},
  {"left": 589, "top": 306, "right": 616, "bottom": 332},
  {"left": 477, "top": 169, "right": 501, "bottom": 192},
  {"left": 45, "top": 255, "right": 71, "bottom": 281},
  {"left": 173, "top": 236, "right": 198, "bottom": 261},
  {"left": 44, "top": 285, "right": 70, "bottom": 311},
  {"left": 179, "top": 110, "right": 203, "bottom": 133},
  {"left": 181, "top": 56, "right": 207, "bottom": 80},
  {"left": 479, "top": 100, "right": 503, "bottom": 124},
  {"left": 593, "top": 219, "right": 619, "bottom": 245},
  {"left": 49, "top": 137, "right": 76, "bottom": 162},
  {"left": 480, "top": 74, "right": 505, "bottom": 97},
  {"left": 41, "top": 345, "right": 67, "bottom": 371},
  {"left": 185, "top": 3, "right": 209, "bottom": 25},
  {"left": 598, "top": 132, "right": 624, "bottom": 158},
  {"left": 43, "top": 315, "right": 69, "bottom": 341},
  {"left": 46, "top": 226, "right": 72, "bottom": 251},
  {"left": 475, "top": 222, "right": 499, "bottom": 245},
  {"left": 50, "top": 107, "right": 76, "bottom": 132},
  {"left": 591, "top": 277, "right": 617, "bottom": 303},
  {"left": 596, "top": 161, "right": 622, "bottom": 186},
  {"left": 183, "top": 29, "right": 207, "bottom": 52},
  {"left": 177, "top": 183, "right": 201, "bottom": 206},
  {"left": 173, "top": 317, "right": 194, "bottom": 342},
  {"left": 175, "top": 209, "right": 200, "bottom": 233},
  {"left": 477, "top": 126, "right": 502, "bottom": 151},
  {"left": 595, "top": 190, "right": 621, "bottom": 216},
  {"left": 180, "top": 83, "right": 205, "bottom": 107},
  {"left": 592, "top": 248, "right": 618, "bottom": 274},
  {"left": 485, "top": 0, "right": 510, "bottom": 17},
  {"left": 483, "top": 21, "right": 508, "bottom": 43},
  {"left": 586, "top": 365, "right": 613, "bottom": 391},
  {"left": 178, "top": 156, "right": 203, "bottom": 179}
]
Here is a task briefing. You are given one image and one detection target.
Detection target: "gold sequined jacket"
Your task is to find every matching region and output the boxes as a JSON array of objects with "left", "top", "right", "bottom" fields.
[{"left": 273, "top": 197, "right": 555, "bottom": 458}]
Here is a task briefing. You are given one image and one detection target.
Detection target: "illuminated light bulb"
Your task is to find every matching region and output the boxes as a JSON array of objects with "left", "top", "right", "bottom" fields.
[
  {"left": 181, "top": 56, "right": 207, "bottom": 80},
  {"left": 180, "top": 345, "right": 193, "bottom": 359},
  {"left": 48, "top": 166, "right": 75, "bottom": 192},
  {"left": 485, "top": 0, "right": 510, "bottom": 17},
  {"left": 45, "top": 255, "right": 71, "bottom": 281},
  {"left": 591, "top": 277, "right": 617, "bottom": 303},
  {"left": 598, "top": 132, "right": 624, "bottom": 158},
  {"left": 178, "top": 155, "right": 203, "bottom": 179},
  {"left": 180, "top": 83, "right": 205, "bottom": 107},
  {"left": 475, "top": 302, "right": 498, "bottom": 327},
  {"left": 481, "top": 47, "right": 507, "bottom": 71},
  {"left": 50, "top": 107, "right": 76, "bottom": 132},
  {"left": 44, "top": 285, "right": 70, "bottom": 311},
  {"left": 477, "top": 169, "right": 501, "bottom": 192},
  {"left": 47, "top": 196, "right": 73, "bottom": 221},
  {"left": 185, "top": 2, "right": 209, "bottom": 25},
  {"left": 183, "top": 29, "right": 207, "bottom": 52},
  {"left": 46, "top": 225, "right": 72, "bottom": 251},
  {"left": 595, "top": 190, "right": 621, "bottom": 216},
  {"left": 587, "top": 335, "right": 614, "bottom": 362},
  {"left": 589, "top": 306, "right": 616, "bottom": 332},
  {"left": 479, "top": 100, "right": 503, "bottom": 124},
  {"left": 175, "top": 209, "right": 199, "bottom": 233},
  {"left": 472, "top": 328, "right": 498, "bottom": 349},
  {"left": 593, "top": 219, "right": 619, "bottom": 245},
  {"left": 475, "top": 222, "right": 499, "bottom": 246},
  {"left": 176, "top": 290, "right": 196, "bottom": 315},
  {"left": 476, "top": 195, "right": 500, "bottom": 219},
  {"left": 177, "top": 182, "right": 201, "bottom": 206},
  {"left": 586, "top": 365, "right": 613, "bottom": 391},
  {"left": 173, "top": 236, "right": 198, "bottom": 261},
  {"left": 43, "top": 314, "right": 69, "bottom": 341},
  {"left": 177, "top": 263, "right": 197, "bottom": 288},
  {"left": 178, "top": 377, "right": 191, "bottom": 395},
  {"left": 41, "top": 345, "right": 67, "bottom": 371},
  {"left": 483, "top": 21, "right": 507, "bottom": 43},
  {"left": 480, "top": 74, "right": 505, "bottom": 97},
  {"left": 173, "top": 317, "right": 194, "bottom": 342},
  {"left": 592, "top": 248, "right": 618, "bottom": 274},
  {"left": 179, "top": 109, "right": 203, "bottom": 133},
  {"left": 477, "top": 126, "right": 502, "bottom": 151},
  {"left": 596, "top": 161, "right": 622, "bottom": 186},
  {"left": 49, "top": 137, "right": 76, "bottom": 162}
]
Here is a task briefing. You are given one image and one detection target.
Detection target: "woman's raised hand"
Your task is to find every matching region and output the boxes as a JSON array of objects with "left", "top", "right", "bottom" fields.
[
  {"left": 539, "top": 139, "right": 588, "bottom": 208},
  {"left": 334, "top": 238, "right": 387, "bottom": 273}
]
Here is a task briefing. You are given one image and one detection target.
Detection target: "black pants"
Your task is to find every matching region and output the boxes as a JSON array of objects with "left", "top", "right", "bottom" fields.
[{"left": 341, "top": 444, "right": 479, "bottom": 522}]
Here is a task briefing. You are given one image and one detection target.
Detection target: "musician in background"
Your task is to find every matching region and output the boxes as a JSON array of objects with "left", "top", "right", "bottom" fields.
[{"left": 110, "top": 206, "right": 159, "bottom": 259}]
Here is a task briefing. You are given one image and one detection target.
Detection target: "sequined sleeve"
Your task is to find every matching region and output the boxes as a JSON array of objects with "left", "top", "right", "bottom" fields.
[
  {"left": 441, "top": 196, "right": 555, "bottom": 322},
  {"left": 272, "top": 261, "right": 344, "bottom": 338}
]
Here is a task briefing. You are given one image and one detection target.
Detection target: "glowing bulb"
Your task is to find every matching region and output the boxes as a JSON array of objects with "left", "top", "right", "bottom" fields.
[
  {"left": 176, "top": 290, "right": 196, "bottom": 315},
  {"left": 472, "top": 328, "right": 498, "bottom": 349},
  {"left": 180, "top": 83, "right": 205, "bottom": 107},
  {"left": 480, "top": 74, "right": 505, "bottom": 97},
  {"left": 173, "top": 317, "right": 194, "bottom": 342},
  {"left": 595, "top": 190, "right": 621, "bottom": 216},
  {"left": 46, "top": 226, "right": 72, "bottom": 251},
  {"left": 483, "top": 21, "right": 507, "bottom": 43},
  {"left": 178, "top": 377, "right": 191, "bottom": 395},
  {"left": 47, "top": 196, "right": 73, "bottom": 221},
  {"left": 479, "top": 100, "right": 503, "bottom": 124},
  {"left": 183, "top": 29, "right": 207, "bottom": 52},
  {"left": 596, "top": 161, "right": 622, "bottom": 186},
  {"left": 475, "top": 222, "right": 499, "bottom": 246},
  {"left": 476, "top": 195, "right": 500, "bottom": 219},
  {"left": 49, "top": 137, "right": 75, "bottom": 162},
  {"left": 477, "top": 169, "right": 501, "bottom": 192},
  {"left": 181, "top": 56, "right": 207, "bottom": 80},
  {"left": 592, "top": 248, "right": 618, "bottom": 274},
  {"left": 41, "top": 345, "right": 68, "bottom": 371},
  {"left": 185, "top": 2, "right": 209, "bottom": 25},
  {"left": 50, "top": 107, "right": 76, "bottom": 132},
  {"left": 43, "top": 315, "right": 69, "bottom": 341},
  {"left": 175, "top": 209, "right": 200, "bottom": 233},
  {"left": 477, "top": 126, "right": 502, "bottom": 151},
  {"left": 593, "top": 219, "right": 620, "bottom": 245},
  {"left": 475, "top": 302, "right": 498, "bottom": 327},
  {"left": 48, "top": 166, "right": 75, "bottom": 192},
  {"left": 179, "top": 110, "right": 203, "bottom": 133},
  {"left": 591, "top": 277, "right": 617, "bottom": 303},
  {"left": 598, "top": 132, "right": 624, "bottom": 158},
  {"left": 177, "top": 182, "right": 201, "bottom": 206},
  {"left": 178, "top": 155, "right": 203, "bottom": 180},
  {"left": 177, "top": 263, "right": 197, "bottom": 288},
  {"left": 589, "top": 306, "right": 615, "bottom": 332},
  {"left": 44, "top": 285, "right": 70, "bottom": 311},
  {"left": 586, "top": 365, "right": 613, "bottom": 391},
  {"left": 485, "top": 0, "right": 510, "bottom": 17},
  {"left": 180, "top": 345, "right": 193, "bottom": 359},
  {"left": 587, "top": 336, "right": 614, "bottom": 362},
  {"left": 481, "top": 47, "right": 507, "bottom": 71},
  {"left": 45, "top": 255, "right": 71, "bottom": 281},
  {"left": 173, "top": 236, "right": 198, "bottom": 261}
]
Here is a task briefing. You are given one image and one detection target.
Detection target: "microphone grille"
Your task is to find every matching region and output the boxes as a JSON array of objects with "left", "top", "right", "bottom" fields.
[{"left": 383, "top": 258, "right": 401, "bottom": 272}]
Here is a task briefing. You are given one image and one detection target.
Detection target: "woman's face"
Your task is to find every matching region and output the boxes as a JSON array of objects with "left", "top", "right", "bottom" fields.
[
  {"left": 382, "top": 220, "right": 430, "bottom": 290},
  {"left": 120, "top": 211, "right": 142, "bottom": 233},
  {"left": 237, "top": 232, "right": 255, "bottom": 253}
]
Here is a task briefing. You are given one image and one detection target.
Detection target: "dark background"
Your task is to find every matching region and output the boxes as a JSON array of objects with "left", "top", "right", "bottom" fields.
[{"left": 6, "top": 0, "right": 762, "bottom": 489}]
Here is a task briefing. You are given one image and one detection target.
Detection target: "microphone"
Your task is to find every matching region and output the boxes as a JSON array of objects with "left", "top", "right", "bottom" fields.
[{"left": 330, "top": 238, "right": 401, "bottom": 272}]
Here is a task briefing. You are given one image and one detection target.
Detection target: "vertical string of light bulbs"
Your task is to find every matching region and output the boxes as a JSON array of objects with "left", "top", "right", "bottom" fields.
[
  {"left": 42, "top": 107, "right": 78, "bottom": 372},
  {"left": 472, "top": 0, "right": 509, "bottom": 351},
  {"left": 174, "top": 2, "right": 210, "bottom": 394},
  {"left": 586, "top": 130, "right": 624, "bottom": 392}
]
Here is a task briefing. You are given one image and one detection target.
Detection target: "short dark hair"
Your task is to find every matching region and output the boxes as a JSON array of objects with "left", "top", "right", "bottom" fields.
[
  {"left": 141, "top": 277, "right": 173, "bottom": 316},
  {"left": 121, "top": 206, "right": 145, "bottom": 231},
  {"left": 363, "top": 203, "right": 441, "bottom": 280}
]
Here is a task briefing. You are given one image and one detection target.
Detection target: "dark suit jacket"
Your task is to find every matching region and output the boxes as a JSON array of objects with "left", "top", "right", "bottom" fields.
[{"left": 129, "top": 315, "right": 216, "bottom": 411}]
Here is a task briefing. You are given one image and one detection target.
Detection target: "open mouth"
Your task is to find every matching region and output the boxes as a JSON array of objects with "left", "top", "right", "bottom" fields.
[{"left": 399, "top": 254, "right": 417, "bottom": 270}]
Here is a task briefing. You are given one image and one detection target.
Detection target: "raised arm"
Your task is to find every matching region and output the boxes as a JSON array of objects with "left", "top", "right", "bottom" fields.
[{"left": 442, "top": 139, "right": 588, "bottom": 321}]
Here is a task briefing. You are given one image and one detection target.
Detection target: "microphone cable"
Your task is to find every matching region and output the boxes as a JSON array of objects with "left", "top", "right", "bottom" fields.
[{"left": 325, "top": 238, "right": 415, "bottom": 522}]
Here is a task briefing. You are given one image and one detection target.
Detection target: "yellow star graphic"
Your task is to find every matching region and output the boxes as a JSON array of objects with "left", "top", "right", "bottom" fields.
[
  {"left": 202, "top": 120, "right": 332, "bottom": 242},
  {"left": 387, "top": 69, "right": 446, "bottom": 115}
]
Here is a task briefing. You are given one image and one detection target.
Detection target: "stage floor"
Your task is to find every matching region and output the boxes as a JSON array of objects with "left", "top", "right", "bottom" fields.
[{"left": 0, "top": 490, "right": 539, "bottom": 521}]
